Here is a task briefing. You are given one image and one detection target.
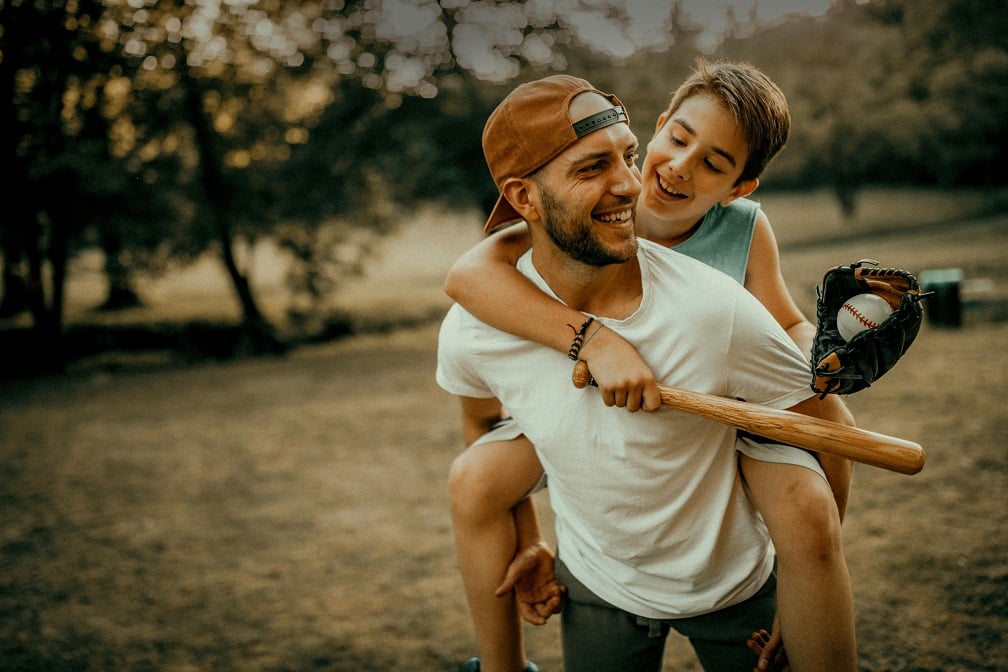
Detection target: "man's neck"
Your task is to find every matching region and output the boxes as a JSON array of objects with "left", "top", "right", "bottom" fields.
[
  {"left": 635, "top": 204, "right": 702, "bottom": 249},
  {"left": 530, "top": 247, "right": 643, "bottom": 320}
]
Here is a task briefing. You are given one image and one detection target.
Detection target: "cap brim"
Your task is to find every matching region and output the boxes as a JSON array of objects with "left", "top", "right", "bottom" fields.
[{"left": 484, "top": 193, "right": 523, "bottom": 234}]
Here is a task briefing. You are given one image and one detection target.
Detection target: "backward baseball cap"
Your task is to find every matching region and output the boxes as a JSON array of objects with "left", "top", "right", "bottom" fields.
[{"left": 481, "top": 75, "right": 629, "bottom": 234}]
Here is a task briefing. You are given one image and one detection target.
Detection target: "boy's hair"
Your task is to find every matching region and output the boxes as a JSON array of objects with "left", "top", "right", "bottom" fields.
[{"left": 662, "top": 59, "right": 790, "bottom": 184}]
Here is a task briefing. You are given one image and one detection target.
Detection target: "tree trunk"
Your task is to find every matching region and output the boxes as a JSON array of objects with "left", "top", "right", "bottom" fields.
[
  {"left": 46, "top": 204, "right": 70, "bottom": 369},
  {"left": 0, "top": 244, "right": 30, "bottom": 318},
  {"left": 98, "top": 232, "right": 142, "bottom": 311},
  {"left": 180, "top": 64, "right": 284, "bottom": 356},
  {"left": 20, "top": 213, "right": 64, "bottom": 372}
]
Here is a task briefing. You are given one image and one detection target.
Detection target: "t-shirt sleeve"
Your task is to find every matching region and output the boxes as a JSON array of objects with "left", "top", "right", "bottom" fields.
[
  {"left": 727, "top": 289, "right": 814, "bottom": 409},
  {"left": 436, "top": 306, "right": 495, "bottom": 399}
]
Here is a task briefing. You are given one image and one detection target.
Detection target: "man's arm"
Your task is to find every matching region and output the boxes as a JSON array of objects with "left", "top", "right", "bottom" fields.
[
  {"left": 459, "top": 395, "right": 507, "bottom": 447},
  {"left": 457, "top": 396, "right": 563, "bottom": 624},
  {"left": 445, "top": 225, "right": 660, "bottom": 411}
]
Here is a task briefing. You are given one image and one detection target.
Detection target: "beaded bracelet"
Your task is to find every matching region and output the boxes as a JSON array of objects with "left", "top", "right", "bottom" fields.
[{"left": 567, "top": 317, "right": 595, "bottom": 361}]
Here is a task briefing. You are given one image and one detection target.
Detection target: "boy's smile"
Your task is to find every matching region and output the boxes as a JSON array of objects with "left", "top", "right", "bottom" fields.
[{"left": 637, "top": 93, "right": 757, "bottom": 242}]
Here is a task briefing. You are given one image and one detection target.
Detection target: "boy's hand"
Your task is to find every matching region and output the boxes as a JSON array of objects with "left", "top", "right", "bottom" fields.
[
  {"left": 578, "top": 326, "right": 661, "bottom": 412},
  {"left": 494, "top": 541, "right": 566, "bottom": 625}
]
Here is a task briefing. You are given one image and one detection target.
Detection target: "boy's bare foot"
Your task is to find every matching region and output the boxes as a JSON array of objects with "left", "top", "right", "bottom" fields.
[{"left": 747, "top": 626, "right": 790, "bottom": 672}]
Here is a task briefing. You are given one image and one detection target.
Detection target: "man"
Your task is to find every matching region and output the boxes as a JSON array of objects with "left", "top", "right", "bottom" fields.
[{"left": 436, "top": 75, "right": 856, "bottom": 671}]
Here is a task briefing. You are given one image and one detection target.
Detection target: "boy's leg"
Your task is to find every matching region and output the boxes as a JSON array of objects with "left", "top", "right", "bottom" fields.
[
  {"left": 739, "top": 452, "right": 857, "bottom": 672},
  {"left": 448, "top": 430, "right": 546, "bottom": 672}
]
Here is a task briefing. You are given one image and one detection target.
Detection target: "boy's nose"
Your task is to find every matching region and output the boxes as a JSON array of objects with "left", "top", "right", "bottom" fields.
[{"left": 667, "top": 151, "right": 692, "bottom": 180}]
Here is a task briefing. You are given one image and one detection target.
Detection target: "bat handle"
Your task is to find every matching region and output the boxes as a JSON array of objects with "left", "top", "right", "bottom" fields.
[{"left": 572, "top": 360, "right": 594, "bottom": 389}]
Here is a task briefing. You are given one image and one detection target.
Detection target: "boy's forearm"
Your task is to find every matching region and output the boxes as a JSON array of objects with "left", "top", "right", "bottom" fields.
[
  {"left": 447, "top": 256, "right": 591, "bottom": 353},
  {"left": 790, "top": 393, "right": 856, "bottom": 520},
  {"left": 786, "top": 319, "right": 817, "bottom": 359},
  {"left": 818, "top": 453, "right": 853, "bottom": 520}
]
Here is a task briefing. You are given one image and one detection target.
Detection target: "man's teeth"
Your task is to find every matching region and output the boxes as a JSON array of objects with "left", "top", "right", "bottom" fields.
[{"left": 596, "top": 209, "right": 633, "bottom": 223}]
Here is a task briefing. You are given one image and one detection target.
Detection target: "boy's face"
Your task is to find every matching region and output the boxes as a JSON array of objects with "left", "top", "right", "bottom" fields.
[{"left": 639, "top": 93, "right": 757, "bottom": 229}]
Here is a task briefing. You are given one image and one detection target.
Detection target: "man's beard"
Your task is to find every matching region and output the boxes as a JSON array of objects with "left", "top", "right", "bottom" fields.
[{"left": 539, "top": 185, "right": 637, "bottom": 267}]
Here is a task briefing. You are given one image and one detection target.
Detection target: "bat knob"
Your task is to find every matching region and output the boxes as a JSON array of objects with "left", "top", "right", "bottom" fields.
[{"left": 572, "top": 360, "right": 593, "bottom": 389}]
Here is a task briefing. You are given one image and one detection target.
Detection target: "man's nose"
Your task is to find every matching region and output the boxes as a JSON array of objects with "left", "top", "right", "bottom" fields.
[{"left": 613, "top": 161, "right": 642, "bottom": 197}]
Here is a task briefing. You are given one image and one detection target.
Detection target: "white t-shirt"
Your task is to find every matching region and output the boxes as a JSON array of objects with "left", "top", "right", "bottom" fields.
[{"left": 436, "top": 238, "right": 814, "bottom": 619}]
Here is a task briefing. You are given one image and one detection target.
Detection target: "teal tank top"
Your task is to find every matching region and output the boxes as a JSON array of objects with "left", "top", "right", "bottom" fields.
[{"left": 671, "top": 198, "right": 759, "bottom": 285}]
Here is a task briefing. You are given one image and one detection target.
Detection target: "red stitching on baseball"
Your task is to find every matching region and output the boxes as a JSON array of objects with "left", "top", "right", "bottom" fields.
[{"left": 843, "top": 304, "right": 879, "bottom": 329}]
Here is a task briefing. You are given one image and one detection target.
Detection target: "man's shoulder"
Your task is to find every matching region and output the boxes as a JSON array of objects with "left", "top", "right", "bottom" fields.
[
  {"left": 440, "top": 302, "right": 485, "bottom": 337},
  {"left": 639, "top": 238, "right": 743, "bottom": 288},
  {"left": 439, "top": 303, "right": 520, "bottom": 356}
]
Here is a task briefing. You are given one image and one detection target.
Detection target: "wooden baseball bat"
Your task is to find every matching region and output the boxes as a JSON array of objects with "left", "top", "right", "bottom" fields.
[{"left": 656, "top": 383, "right": 925, "bottom": 475}]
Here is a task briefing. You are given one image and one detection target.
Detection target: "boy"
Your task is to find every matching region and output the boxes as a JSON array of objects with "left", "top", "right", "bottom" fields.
[{"left": 446, "top": 61, "right": 856, "bottom": 672}]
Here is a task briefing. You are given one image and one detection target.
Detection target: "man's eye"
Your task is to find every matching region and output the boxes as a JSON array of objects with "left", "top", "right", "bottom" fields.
[{"left": 626, "top": 152, "right": 640, "bottom": 165}]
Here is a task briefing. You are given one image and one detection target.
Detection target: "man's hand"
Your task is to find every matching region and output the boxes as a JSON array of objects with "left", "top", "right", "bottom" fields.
[
  {"left": 747, "top": 615, "right": 790, "bottom": 671},
  {"left": 494, "top": 541, "right": 565, "bottom": 625},
  {"left": 578, "top": 326, "right": 661, "bottom": 412}
]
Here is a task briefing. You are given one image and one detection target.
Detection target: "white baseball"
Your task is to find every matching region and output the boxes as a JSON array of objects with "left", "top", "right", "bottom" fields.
[{"left": 837, "top": 293, "right": 893, "bottom": 341}]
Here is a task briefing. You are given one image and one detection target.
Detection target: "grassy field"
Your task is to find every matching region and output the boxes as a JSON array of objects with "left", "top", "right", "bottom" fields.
[{"left": 2, "top": 188, "right": 1007, "bottom": 671}]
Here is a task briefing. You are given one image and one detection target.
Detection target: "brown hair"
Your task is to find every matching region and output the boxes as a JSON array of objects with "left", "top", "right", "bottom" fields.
[{"left": 661, "top": 59, "right": 790, "bottom": 184}]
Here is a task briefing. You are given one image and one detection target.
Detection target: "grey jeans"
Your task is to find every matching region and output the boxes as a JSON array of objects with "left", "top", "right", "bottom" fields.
[{"left": 556, "top": 560, "right": 776, "bottom": 672}]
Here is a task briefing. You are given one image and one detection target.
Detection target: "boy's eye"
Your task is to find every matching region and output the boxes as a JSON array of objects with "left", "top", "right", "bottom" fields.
[{"left": 704, "top": 159, "right": 724, "bottom": 174}]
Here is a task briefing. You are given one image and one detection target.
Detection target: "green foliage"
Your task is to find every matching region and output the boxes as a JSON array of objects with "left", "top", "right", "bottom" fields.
[
  {"left": 711, "top": 0, "right": 1008, "bottom": 217},
  {"left": 2, "top": 0, "right": 1007, "bottom": 365},
  {"left": 0, "top": 0, "right": 137, "bottom": 341}
]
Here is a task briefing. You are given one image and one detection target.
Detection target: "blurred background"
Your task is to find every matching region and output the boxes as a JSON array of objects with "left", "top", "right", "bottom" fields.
[
  {"left": 1, "top": 0, "right": 1006, "bottom": 375},
  {"left": 2, "top": 1, "right": 1007, "bottom": 671}
]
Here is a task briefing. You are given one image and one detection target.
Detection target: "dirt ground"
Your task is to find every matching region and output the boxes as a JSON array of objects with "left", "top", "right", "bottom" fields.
[{"left": 1, "top": 201, "right": 1006, "bottom": 671}]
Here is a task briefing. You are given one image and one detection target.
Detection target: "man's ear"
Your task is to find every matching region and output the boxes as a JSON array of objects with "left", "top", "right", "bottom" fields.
[
  {"left": 501, "top": 177, "right": 541, "bottom": 224},
  {"left": 721, "top": 178, "right": 759, "bottom": 206}
]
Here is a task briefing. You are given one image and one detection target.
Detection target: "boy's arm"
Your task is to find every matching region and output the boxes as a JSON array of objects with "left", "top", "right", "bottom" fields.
[
  {"left": 446, "top": 224, "right": 661, "bottom": 411},
  {"left": 784, "top": 394, "right": 855, "bottom": 519},
  {"left": 746, "top": 212, "right": 853, "bottom": 516},
  {"left": 744, "top": 212, "right": 816, "bottom": 356}
]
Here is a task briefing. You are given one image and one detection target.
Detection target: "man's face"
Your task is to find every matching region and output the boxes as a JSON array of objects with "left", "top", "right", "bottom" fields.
[
  {"left": 532, "top": 92, "right": 643, "bottom": 267},
  {"left": 640, "top": 93, "right": 754, "bottom": 228}
]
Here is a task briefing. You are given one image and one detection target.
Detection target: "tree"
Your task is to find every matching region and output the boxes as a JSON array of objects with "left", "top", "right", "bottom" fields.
[
  {"left": 872, "top": 0, "right": 1008, "bottom": 186},
  {"left": 0, "top": 0, "right": 127, "bottom": 367}
]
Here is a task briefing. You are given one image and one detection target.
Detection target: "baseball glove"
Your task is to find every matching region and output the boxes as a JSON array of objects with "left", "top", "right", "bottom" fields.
[{"left": 811, "top": 259, "right": 927, "bottom": 396}]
